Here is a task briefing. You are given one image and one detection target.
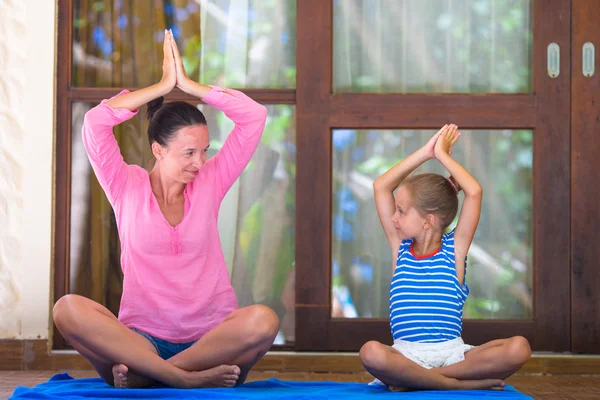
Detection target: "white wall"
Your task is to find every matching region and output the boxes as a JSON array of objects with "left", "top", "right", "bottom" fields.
[{"left": 0, "top": 0, "right": 56, "bottom": 339}]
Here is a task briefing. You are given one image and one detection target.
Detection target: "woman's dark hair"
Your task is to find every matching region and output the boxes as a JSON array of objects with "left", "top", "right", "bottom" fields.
[
  {"left": 146, "top": 97, "right": 207, "bottom": 147},
  {"left": 401, "top": 173, "right": 462, "bottom": 230}
]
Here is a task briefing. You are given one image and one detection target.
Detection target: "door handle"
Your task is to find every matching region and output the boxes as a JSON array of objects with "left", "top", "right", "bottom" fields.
[
  {"left": 547, "top": 43, "right": 560, "bottom": 78},
  {"left": 582, "top": 42, "right": 595, "bottom": 77}
]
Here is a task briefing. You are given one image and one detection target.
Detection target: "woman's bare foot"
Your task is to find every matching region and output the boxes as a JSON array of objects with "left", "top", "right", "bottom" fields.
[
  {"left": 112, "top": 364, "right": 154, "bottom": 388},
  {"left": 184, "top": 365, "right": 241, "bottom": 388}
]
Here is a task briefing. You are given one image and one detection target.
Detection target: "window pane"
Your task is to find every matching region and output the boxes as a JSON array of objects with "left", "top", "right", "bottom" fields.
[
  {"left": 70, "top": 102, "right": 296, "bottom": 344},
  {"left": 331, "top": 129, "right": 533, "bottom": 320},
  {"left": 73, "top": 1, "right": 296, "bottom": 89},
  {"left": 333, "top": 0, "right": 532, "bottom": 93}
]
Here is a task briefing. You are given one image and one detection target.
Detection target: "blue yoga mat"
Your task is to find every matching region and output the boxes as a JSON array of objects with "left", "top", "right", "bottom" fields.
[{"left": 11, "top": 373, "right": 532, "bottom": 399}]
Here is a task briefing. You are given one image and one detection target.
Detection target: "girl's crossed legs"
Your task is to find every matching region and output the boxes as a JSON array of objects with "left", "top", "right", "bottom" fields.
[{"left": 359, "top": 336, "right": 530, "bottom": 391}]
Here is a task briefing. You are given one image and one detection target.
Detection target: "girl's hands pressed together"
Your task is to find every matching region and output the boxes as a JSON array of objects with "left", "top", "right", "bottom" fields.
[
  {"left": 435, "top": 124, "right": 460, "bottom": 159},
  {"left": 421, "top": 125, "right": 447, "bottom": 160}
]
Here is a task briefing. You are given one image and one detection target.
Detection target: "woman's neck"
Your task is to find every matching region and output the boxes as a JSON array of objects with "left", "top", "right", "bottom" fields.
[{"left": 149, "top": 168, "right": 185, "bottom": 204}]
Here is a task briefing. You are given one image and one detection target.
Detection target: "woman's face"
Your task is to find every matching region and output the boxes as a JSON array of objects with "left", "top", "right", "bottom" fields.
[{"left": 158, "top": 124, "right": 210, "bottom": 184}]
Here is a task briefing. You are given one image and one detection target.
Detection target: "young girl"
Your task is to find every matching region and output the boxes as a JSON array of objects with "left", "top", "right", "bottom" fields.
[{"left": 359, "top": 125, "right": 531, "bottom": 391}]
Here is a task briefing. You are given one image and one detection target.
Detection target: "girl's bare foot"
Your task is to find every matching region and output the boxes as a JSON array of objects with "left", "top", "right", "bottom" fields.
[
  {"left": 184, "top": 365, "right": 241, "bottom": 388},
  {"left": 387, "top": 379, "right": 505, "bottom": 392},
  {"left": 457, "top": 378, "right": 505, "bottom": 390},
  {"left": 388, "top": 385, "right": 414, "bottom": 392},
  {"left": 112, "top": 364, "right": 153, "bottom": 388}
]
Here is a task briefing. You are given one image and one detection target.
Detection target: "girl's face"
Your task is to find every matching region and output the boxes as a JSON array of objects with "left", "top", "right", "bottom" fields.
[
  {"left": 157, "top": 124, "right": 210, "bottom": 184},
  {"left": 392, "top": 185, "right": 428, "bottom": 240}
]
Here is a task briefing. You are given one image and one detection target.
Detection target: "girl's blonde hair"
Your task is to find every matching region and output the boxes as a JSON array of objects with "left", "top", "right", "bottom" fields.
[{"left": 401, "top": 173, "right": 461, "bottom": 230}]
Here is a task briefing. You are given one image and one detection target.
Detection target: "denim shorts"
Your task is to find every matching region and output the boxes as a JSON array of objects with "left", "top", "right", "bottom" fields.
[{"left": 131, "top": 328, "right": 198, "bottom": 360}]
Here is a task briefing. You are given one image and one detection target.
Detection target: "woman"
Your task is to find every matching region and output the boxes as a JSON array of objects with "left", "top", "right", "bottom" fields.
[{"left": 53, "top": 30, "right": 279, "bottom": 389}]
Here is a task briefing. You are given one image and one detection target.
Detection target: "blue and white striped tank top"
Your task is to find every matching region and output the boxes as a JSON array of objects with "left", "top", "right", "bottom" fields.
[{"left": 389, "top": 230, "right": 469, "bottom": 343}]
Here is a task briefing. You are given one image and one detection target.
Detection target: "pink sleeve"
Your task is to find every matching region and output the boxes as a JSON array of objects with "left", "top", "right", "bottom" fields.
[
  {"left": 82, "top": 90, "right": 138, "bottom": 207},
  {"left": 202, "top": 86, "right": 267, "bottom": 201}
]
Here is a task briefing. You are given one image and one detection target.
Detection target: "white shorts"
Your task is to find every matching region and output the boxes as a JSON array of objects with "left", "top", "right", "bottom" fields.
[{"left": 370, "top": 337, "right": 475, "bottom": 386}]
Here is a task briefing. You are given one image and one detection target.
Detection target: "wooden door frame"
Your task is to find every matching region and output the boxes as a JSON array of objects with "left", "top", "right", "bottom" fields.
[
  {"left": 52, "top": 0, "right": 578, "bottom": 353},
  {"left": 294, "top": 0, "right": 571, "bottom": 351},
  {"left": 570, "top": 0, "right": 600, "bottom": 354}
]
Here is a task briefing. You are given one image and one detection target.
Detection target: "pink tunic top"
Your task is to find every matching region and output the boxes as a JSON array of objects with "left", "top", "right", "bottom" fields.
[{"left": 82, "top": 86, "right": 267, "bottom": 342}]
